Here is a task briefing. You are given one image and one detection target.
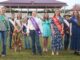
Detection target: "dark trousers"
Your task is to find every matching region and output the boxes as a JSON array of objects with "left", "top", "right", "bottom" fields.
[
  {"left": 30, "top": 30, "right": 42, "bottom": 54},
  {"left": 9, "top": 32, "right": 13, "bottom": 49},
  {"left": 64, "top": 34, "right": 70, "bottom": 50},
  {"left": 0, "top": 31, "right": 6, "bottom": 55}
]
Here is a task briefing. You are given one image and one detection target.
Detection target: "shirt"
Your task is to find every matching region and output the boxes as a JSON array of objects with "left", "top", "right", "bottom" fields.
[
  {"left": 0, "top": 15, "right": 9, "bottom": 31},
  {"left": 27, "top": 17, "right": 43, "bottom": 33}
]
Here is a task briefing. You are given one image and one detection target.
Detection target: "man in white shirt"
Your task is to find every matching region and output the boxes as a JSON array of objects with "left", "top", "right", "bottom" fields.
[{"left": 27, "top": 11, "right": 42, "bottom": 55}]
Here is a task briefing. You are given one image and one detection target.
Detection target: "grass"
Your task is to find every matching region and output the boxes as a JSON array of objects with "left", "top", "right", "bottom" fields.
[{"left": 0, "top": 36, "right": 80, "bottom": 60}]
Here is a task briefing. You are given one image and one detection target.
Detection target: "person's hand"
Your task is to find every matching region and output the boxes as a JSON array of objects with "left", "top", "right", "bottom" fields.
[
  {"left": 27, "top": 33, "right": 29, "bottom": 36},
  {"left": 13, "top": 33, "right": 15, "bottom": 36},
  {"left": 70, "top": 32, "right": 72, "bottom": 36},
  {"left": 52, "top": 31, "right": 55, "bottom": 36}
]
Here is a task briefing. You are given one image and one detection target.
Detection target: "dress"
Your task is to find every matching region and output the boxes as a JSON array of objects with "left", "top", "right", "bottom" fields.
[
  {"left": 42, "top": 20, "right": 51, "bottom": 37},
  {"left": 51, "top": 16, "right": 63, "bottom": 51},
  {"left": 70, "top": 16, "right": 80, "bottom": 51}
]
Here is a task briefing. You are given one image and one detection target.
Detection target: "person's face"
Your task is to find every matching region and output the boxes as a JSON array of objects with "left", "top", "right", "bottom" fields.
[
  {"left": 55, "top": 10, "right": 60, "bottom": 16},
  {"left": 23, "top": 17, "right": 27, "bottom": 23},
  {"left": 44, "top": 13, "right": 49, "bottom": 19},
  {"left": 11, "top": 14, "right": 15, "bottom": 20},
  {"left": 32, "top": 12, "right": 37, "bottom": 17},
  {"left": 17, "top": 14, "right": 21, "bottom": 20},
  {"left": 0, "top": 8, "right": 5, "bottom": 15},
  {"left": 73, "top": 11, "right": 78, "bottom": 16},
  {"left": 2, "top": 7, "right": 6, "bottom": 13}
]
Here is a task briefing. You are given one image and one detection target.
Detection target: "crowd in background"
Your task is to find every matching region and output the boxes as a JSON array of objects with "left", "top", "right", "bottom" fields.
[{"left": 0, "top": 7, "right": 80, "bottom": 57}]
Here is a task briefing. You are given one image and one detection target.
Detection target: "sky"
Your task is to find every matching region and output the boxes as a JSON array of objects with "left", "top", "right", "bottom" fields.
[
  {"left": 0, "top": 0, "right": 80, "bottom": 9},
  {"left": 58, "top": 0, "right": 80, "bottom": 9}
]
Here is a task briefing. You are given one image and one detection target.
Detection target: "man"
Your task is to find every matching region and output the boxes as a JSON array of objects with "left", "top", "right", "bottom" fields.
[
  {"left": 27, "top": 11, "right": 42, "bottom": 55},
  {"left": 0, "top": 7, "right": 9, "bottom": 57}
]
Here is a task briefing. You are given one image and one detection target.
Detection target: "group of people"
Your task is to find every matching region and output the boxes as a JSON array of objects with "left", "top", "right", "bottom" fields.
[{"left": 0, "top": 6, "right": 80, "bottom": 57}]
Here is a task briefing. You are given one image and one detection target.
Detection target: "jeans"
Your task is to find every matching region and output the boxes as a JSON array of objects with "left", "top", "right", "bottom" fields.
[
  {"left": 30, "top": 30, "right": 42, "bottom": 54},
  {"left": 0, "top": 31, "right": 6, "bottom": 55},
  {"left": 24, "top": 35, "right": 30, "bottom": 49}
]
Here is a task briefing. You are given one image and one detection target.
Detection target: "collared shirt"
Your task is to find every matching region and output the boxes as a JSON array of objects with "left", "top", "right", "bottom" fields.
[
  {"left": 27, "top": 16, "right": 43, "bottom": 33},
  {"left": 0, "top": 15, "right": 9, "bottom": 31}
]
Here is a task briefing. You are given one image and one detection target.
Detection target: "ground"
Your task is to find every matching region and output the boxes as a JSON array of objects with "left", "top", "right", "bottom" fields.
[{"left": 0, "top": 36, "right": 80, "bottom": 60}]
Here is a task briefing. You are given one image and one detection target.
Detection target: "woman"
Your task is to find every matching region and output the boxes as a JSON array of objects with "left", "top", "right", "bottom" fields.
[
  {"left": 12, "top": 13, "right": 23, "bottom": 52},
  {"left": 22, "top": 17, "right": 31, "bottom": 49},
  {"left": 0, "top": 7, "right": 9, "bottom": 56},
  {"left": 42, "top": 13, "right": 51, "bottom": 52},
  {"left": 70, "top": 11, "right": 80, "bottom": 55},
  {"left": 51, "top": 9, "right": 64, "bottom": 55},
  {"left": 9, "top": 13, "right": 15, "bottom": 49}
]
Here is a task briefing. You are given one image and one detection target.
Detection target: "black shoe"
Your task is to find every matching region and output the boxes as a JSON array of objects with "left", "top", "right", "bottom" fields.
[
  {"left": 32, "top": 53, "right": 36, "bottom": 55},
  {"left": 39, "top": 53, "right": 42, "bottom": 56},
  {"left": 74, "top": 52, "right": 80, "bottom": 55}
]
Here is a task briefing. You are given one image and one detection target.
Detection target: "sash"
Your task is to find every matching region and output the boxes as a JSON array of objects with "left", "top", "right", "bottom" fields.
[
  {"left": 0, "top": 15, "right": 9, "bottom": 31},
  {"left": 9, "top": 19, "right": 15, "bottom": 27},
  {"left": 22, "top": 24, "right": 27, "bottom": 33},
  {"left": 52, "top": 16, "right": 64, "bottom": 37},
  {"left": 64, "top": 19, "right": 70, "bottom": 27},
  {"left": 30, "top": 17, "right": 41, "bottom": 35}
]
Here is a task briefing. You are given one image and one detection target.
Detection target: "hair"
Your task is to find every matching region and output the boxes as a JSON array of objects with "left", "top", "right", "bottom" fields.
[
  {"left": 72, "top": 11, "right": 80, "bottom": 22},
  {"left": 17, "top": 14, "right": 22, "bottom": 19},
  {"left": 43, "top": 12, "right": 49, "bottom": 21},
  {"left": 72, "top": 11, "right": 80, "bottom": 26},
  {"left": 53, "top": 9, "right": 61, "bottom": 17}
]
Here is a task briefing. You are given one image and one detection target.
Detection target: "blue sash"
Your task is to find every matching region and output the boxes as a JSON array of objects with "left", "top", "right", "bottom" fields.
[
  {"left": 22, "top": 25, "right": 26, "bottom": 33},
  {"left": 30, "top": 17, "right": 41, "bottom": 35},
  {"left": 71, "top": 17, "right": 78, "bottom": 25}
]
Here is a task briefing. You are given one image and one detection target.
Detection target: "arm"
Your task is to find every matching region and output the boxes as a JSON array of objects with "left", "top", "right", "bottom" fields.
[
  {"left": 70, "top": 23, "right": 72, "bottom": 36},
  {"left": 27, "top": 19, "right": 30, "bottom": 35},
  {"left": 51, "top": 23, "right": 55, "bottom": 35}
]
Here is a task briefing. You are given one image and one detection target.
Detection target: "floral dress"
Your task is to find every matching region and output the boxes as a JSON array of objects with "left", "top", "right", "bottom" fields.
[{"left": 51, "top": 16, "right": 63, "bottom": 51}]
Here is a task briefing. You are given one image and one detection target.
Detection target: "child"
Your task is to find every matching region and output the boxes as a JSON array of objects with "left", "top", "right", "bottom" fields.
[{"left": 22, "top": 17, "right": 30, "bottom": 49}]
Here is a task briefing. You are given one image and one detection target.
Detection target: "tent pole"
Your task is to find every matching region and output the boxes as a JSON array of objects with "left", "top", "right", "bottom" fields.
[
  {"left": 27, "top": 8, "right": 29, "bottom": 16},
  {"left": 63, "top": 6, "right": 66, "bottom": 16}
]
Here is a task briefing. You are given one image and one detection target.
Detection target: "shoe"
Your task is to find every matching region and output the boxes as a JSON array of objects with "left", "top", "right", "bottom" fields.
[
  {"left": 43, "top": 48, "right": 45, "bottom": 52},
  {"left": 45, "top": 48, "right": 48, "bottom": 52},
  {"left": 39, "top": 53, "right": 42, "bottom": 56},
  {"left": 32, "top": 53, "right": 36, "bottom": 55},
  {"left": 52, "top": 51, "right": 54, "bottom": 55},
  {"left": 56, "top": 52, "right": 59, "bottom": 55},
  {"left": 1, "top": 54, "right": 6, "bottom": 57},
  {"left": 74, "top": 52, "right": 80, "bottom": 55}
]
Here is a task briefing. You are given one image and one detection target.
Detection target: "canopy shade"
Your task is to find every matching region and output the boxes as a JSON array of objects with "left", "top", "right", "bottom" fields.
[
  {"left": 0, "top": 0, "right": 66, "bottom": 8},
  {"left": 72, "top": 4, "right": 80, "bottom": 11}
]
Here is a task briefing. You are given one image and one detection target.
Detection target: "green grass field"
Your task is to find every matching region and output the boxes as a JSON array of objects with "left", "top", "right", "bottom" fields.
[{"left": 0, "top": 36, "right": 80, "bottom": 60}]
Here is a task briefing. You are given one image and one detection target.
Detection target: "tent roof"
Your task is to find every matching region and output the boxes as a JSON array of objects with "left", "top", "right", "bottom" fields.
[
  {"left": 72, "top": 4, "right": 80, "bottom": 11},
  {"left": 0, "top": 0, "right": 66, "bottom": 8}
]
